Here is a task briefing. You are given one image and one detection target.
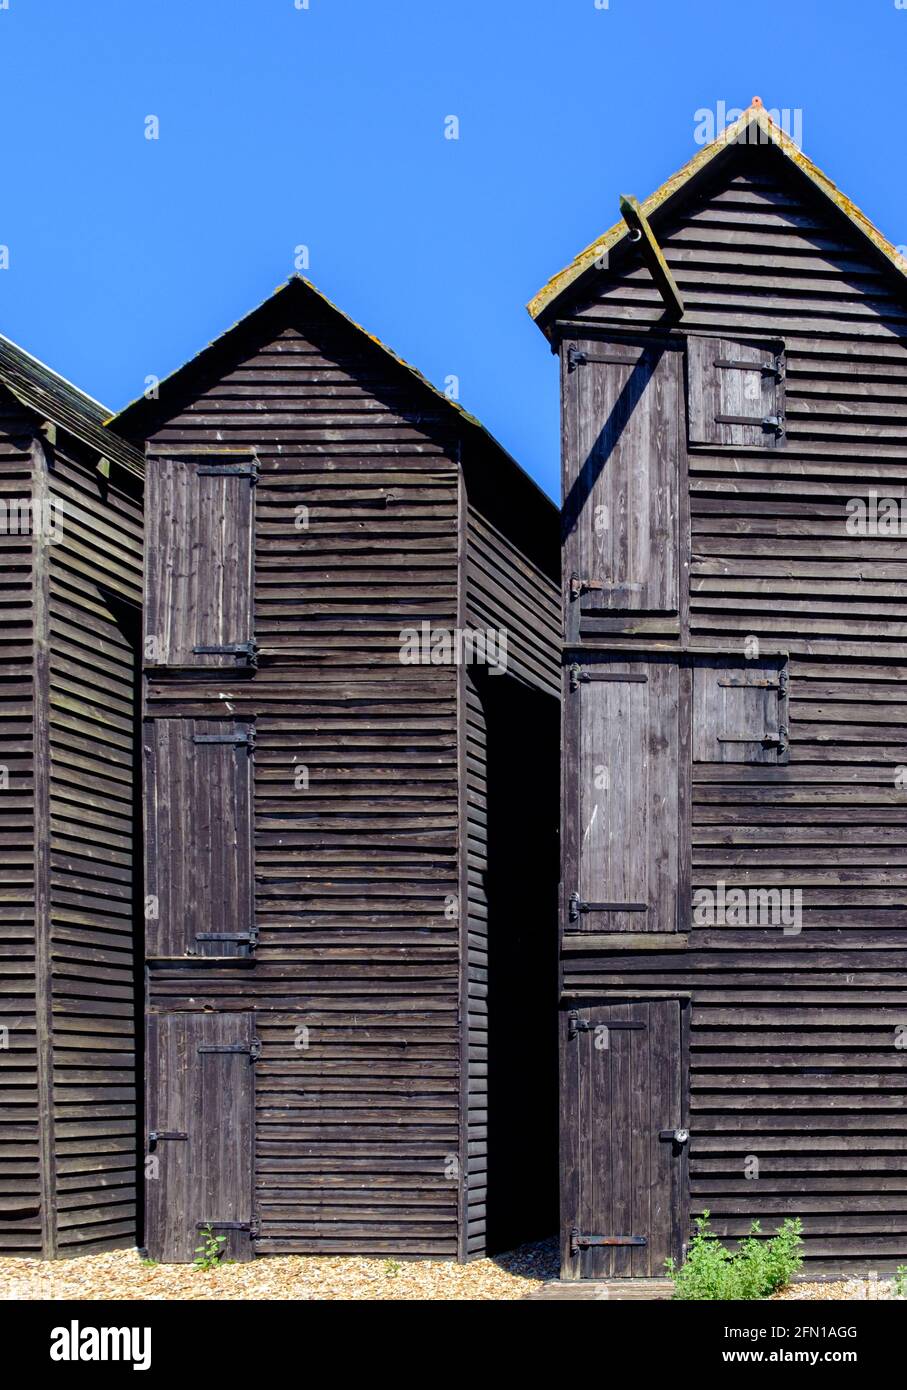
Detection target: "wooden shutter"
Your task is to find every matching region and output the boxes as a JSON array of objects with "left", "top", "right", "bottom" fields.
[
  {"left": 693, "top": 656, "right": 789, "bottom": 764},
  {"left": 146, "top": 1012, "right": 256, "bottom": 1262},
  {"left": 561, "top": 1000, "right": 685, "bottom": 1279},
  {"left": 145, "top": 718, "right": 255, "bottom": 957},
  {"left": 563, "top": 339, "right": 682, "bottom": 630},
  {"left": 566, "top": 657, "right": 686, "bottom": 935},
  {"left": 687, "top": 336, "right": 785, "bottom": 448},
  {"left": 144, "top": 457, "right": 256, "bottom": 668}
]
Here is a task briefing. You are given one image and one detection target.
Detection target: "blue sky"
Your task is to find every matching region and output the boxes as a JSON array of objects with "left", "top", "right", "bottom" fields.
[{"left": 1, "top": 0, "right": 905, "bottom": 498}]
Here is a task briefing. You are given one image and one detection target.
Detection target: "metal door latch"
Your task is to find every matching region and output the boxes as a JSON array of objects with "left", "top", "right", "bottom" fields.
[
  {"left": 571, "top": 1229, "right": 647, "bottom": 1254},
  {"left": 195, "top": 1217, "right": 260, "bottom": 1236},
  {"left": 148, "top": 1130, "right": 188, "bottom": 1147}
]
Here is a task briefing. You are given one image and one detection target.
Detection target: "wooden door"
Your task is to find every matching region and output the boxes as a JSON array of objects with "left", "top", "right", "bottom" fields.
[
  {"left": 693, "top": 655, "right": 789, "bottom": 764},
  {"left": 563, "top": 338, "right": 682, "bottom": 630},
  {"left": 687, "top": 336, "right": 785, "bottom": 449},
  {"left": 561, "top": 1000, "right": 686, "bottom": 1279},
  {"left": 144, "top": 718, "right": 255, "bottom": 958},
  {"left": 144, "top": 457, "right": 256, "bottom": 668},
  {"left": 146, "top": 1012, "right": 257, "bottom": 1262},
  {"left": 564, "top": 657, "right": 687, "bottom": 935}
]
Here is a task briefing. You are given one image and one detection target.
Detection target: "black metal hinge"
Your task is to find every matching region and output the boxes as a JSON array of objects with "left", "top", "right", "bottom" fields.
[
  {"left": 714, "top": 357, "right": 784, "bottom": 383},
  {"left": 197, "top": 461, "right": 259, "bottom": 481},
  {"left": 192, "top": 729, "right": 255, "bottom": 749},
  {"left": 715, "top": 413, "right": 784, "bottom": 436},
  {"left": 197, "top": 1038, "right": 262, "bottom": 1061},
  {"left": 568, "top": 1010, "right": 645, "bottom": 1040},
  {"left": 569, "top": 573, "right": 606, "bottom": 600},
  {"left": 192, "top": 925, "right": 259, "bottom": 952},
  {"left": 148, "top": 1130, "right": 188, "bottom": 1147},
  {"left": 571, "top": 1229, "right": 647, "bottom": 1254},
  {"left": 718, "top": 725, "right": 788, "bottom": 755},
  {"left": 569, "top": 892, "right": 648, "bottom": 922},
  {"left": 717, "top": 674, "right": 787, "bottom": 691},
  {"left": 569, "top": 664, "right": 648, "bottom": 692},
  {"left": 192, "top": 641, "right": 258, "bottom": 668},
  {"left": 567, "top": 346, "right": 650, "bottom": 373},
  {"left": 196, "top": 1217, "right": 260, "bottom": 1236}
]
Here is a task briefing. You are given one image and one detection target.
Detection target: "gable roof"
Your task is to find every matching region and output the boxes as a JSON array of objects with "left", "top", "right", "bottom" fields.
[
  {"left": 0, "top": 332, "right": 144, "bottom": 481},
  {"left": 528, "top": 100, "right": 907, "bottom": 335},
  {"left": 107, "top": 273, "right": 554, "bottom": 509}
]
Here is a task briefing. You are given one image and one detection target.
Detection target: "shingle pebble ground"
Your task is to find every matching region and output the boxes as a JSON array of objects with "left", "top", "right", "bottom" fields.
[
  {"left": 1, "top": 1241, "right": 901, "bottom": 1301},
  {"left": 0, "top": 1237, "right": 559, "bottom": 1301},
  {"left": 773, "top": 1277, "right": 902, "bottom": 1301}
]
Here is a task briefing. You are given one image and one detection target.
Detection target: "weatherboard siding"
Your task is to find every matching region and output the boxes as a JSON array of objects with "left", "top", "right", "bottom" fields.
[
  {"left": 0, "top": 399, "right": 142, "bottom": 1259},
  {"left": 558, "top": 145, "right": 907, "bottom": 1272},
  {"left": 0, "top": 407, "right": 42, "bottom": 1254},
  {"left": 137, "top": 298, "right": 559, "bottom": 1259},
  {"left": 45, "top": 444, "right": 142, "bottom": 1255}
]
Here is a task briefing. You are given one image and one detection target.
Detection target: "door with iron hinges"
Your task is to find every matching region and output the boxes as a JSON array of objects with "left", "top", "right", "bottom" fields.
[
  {"left": 144, "top": 455, "right": 258, "bottom": 669},
  {"left": 144, "top": 718, "right": 256, "bottom": 957},
  {"left": 561, "top": 999, "right": 687, "bottom": 1279},
  {"left": 686, "top": 336, "right": 785, "bottom": 449},
  {"left": 692, "top": 654, "right": 790, "bottom": 765},
  {"left": 146, "top": 1012, "right": 258, "bottom": 1262},
  {"left": 562, "top": 337, "right": 683, "bottom": 640},
  {"left": 564, "top": 656, "right": 689, "bottom": 936}
]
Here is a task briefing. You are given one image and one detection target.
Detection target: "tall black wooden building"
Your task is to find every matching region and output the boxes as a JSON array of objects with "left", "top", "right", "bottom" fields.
[
  {"left": 532, "top": 102, "right": 907, "bottom": 1277},
  {"left": 0, "top": 338, "right": 143, "bottom": 1257},
  {"left": 110, "top": 277, "right": 560, "bottom": 1261}
]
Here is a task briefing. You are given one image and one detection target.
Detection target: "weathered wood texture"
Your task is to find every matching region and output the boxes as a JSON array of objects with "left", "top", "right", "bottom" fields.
[
  {"left": 146, "top": 1011, "right": 255, "bottom": 1262},
  {"left": 0, "top": 385, "right": 143, "bottom": 1258},
  {"left": 560, "top": 1000, "right": 686, "bottom": 1279},
  {"left": 556, "top": 143, "right": 907, "bottom": 1273},
  {"left": 0, "top": 405, "right": 42, "bottom": 1254},
  {"left": 460, "top": 505, "right": 559, "bottom": 1255},
  {"left": 124, "top": 284, "right": 560, "bottom": 1259}
]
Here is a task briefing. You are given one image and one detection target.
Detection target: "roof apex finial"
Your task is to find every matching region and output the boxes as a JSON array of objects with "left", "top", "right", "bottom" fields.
[{"left": 751, "top": 95, "right": 763, "bottom": 108}]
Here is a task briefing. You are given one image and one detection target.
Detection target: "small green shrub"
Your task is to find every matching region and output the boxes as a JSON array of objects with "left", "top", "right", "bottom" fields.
[
  {"left": 666, "top": 1211, "right": 803, "bottom": 1300},
  {"left": 384, "top": 1259, "right": 402, "bottom": 1279},
  {"left": 194, "top": 1224, "right": 228, "bottom": 1272},
  {"left": 894, "top": 1265, "right": 907, "bottom": 1298}
]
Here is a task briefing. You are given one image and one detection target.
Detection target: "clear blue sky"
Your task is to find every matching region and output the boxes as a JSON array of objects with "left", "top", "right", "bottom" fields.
[{"left": 1, "top": 0, "right": 905, "bottom": 498}]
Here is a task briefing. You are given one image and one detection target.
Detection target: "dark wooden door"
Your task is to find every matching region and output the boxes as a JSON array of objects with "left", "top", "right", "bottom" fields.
[
  {"left": 561, "top": 1000, "right": 686, "bottom": 1279},
  {"left": 687, "top": 336, "right": 785, "bottom": 449},
  {"left": 144, "top": 458, "right": 255, "bottom": 668},
  {"left": 564, "top": 657, "right": 687, "bottom": 935},
  {"left": 144, "top": 718, "right": 255, "bottom": 958},
  {"left": 146, "top": 1012, "right": 256, "bottom": 1262},
  {"left": 563, "top": 338, "right": 682, "bottom": 618},
  {"left": 693, "top": 655, "right": 790, "bottom": 765}
]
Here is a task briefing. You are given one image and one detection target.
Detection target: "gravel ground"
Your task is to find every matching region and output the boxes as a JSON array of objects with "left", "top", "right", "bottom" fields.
[
  {"left": 773, "top": 1277, "right": 902, "bottom": 1301},
  {"left": 2, "top": 1243, "right": 900, "bottom": 1301},
  {"left": 0, "top": 1238, "right": 559, "bottom": 1302}
]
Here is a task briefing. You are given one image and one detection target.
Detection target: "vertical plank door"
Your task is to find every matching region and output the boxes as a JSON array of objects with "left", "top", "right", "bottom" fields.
[
  {"left": 144, "top": 718, "right": 255, "bottom": 958},
  {"left": 144, "top": 458, "right": 256, "bottom": 668},
  {"left": 146, "top": 1012, "right": 256, "bottom": 1262},
  {"left": 561, "top": 999, "right": 685, "bottom": 1279},
  {"left": 565, "top": 659, "right": 684, "bottom": 935},
  {"left": 562, "top": 339, "right": 681, "bottom": 618}
]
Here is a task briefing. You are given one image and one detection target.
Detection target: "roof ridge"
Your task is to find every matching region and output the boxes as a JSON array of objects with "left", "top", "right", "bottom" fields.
[
  {"left": 107, "top": 274, "right": 554, "bottom": 509},
  {"left": 0, "top": 333, "right": 144, "bottom": 480},
  {"left": 528, "top": 102, "right": 907, "bottom": 329}
]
